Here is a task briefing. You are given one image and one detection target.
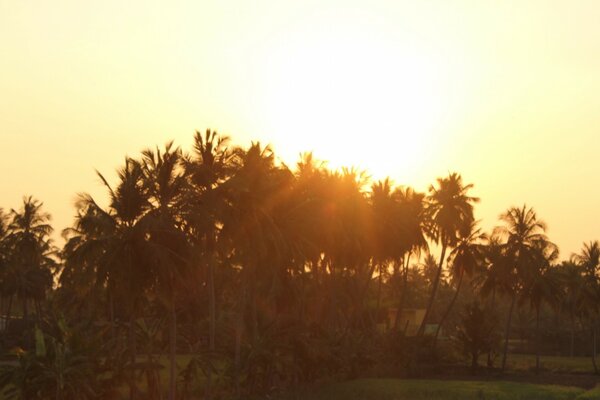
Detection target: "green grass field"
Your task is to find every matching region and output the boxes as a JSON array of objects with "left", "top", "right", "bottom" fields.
[
  {"left": 275, "top": 379, "right": 597, "bottom": 400},
  {"left": 4, "top": 354, "right": 599, "bottom": 399},
  {"left": 506, "top": 354, "right": 596, "bottom": 374}
]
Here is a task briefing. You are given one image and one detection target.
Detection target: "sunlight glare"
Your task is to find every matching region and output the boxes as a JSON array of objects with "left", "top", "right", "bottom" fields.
[{"left": 260, "top": 24, "right": 456, "bottom": 183}]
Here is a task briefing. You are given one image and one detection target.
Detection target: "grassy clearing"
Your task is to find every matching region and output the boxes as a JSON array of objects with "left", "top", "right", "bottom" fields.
[
  {"left": 575, "top": 384, "right": 600, "bottom": 399},
  {"left": 276, "top": 379, "right": 587, "bottom": 400},
  {"left": 506, "top": 354, "right": 596, "bottom": 374}
]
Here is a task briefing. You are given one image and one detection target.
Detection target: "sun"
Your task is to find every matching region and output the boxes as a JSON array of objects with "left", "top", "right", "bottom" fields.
[{"left": 258, "top": 18, "right": 456, "bottom": 184}]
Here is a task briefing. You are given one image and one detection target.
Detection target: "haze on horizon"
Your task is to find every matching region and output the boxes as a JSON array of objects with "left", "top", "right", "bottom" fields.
[{"left": 1, "top": 0, "right": 600, "bottom": 256}]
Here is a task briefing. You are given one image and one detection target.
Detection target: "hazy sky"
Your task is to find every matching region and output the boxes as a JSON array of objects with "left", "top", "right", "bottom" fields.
[{"left": 2, "top": 0, "right": 600, "bottom": 256}]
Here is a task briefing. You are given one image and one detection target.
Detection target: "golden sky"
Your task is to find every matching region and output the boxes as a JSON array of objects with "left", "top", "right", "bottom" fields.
[{"left": 1, "top": 0, "right": 600, "bottom": 256}]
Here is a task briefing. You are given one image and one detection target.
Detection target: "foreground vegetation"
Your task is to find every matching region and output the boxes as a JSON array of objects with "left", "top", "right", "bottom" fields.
[
  {"left": 1, "top": 130, "right": 600, "bottom": 399},
  {"left": 275, "top": 379, "right": 590, "bottom": 400}
]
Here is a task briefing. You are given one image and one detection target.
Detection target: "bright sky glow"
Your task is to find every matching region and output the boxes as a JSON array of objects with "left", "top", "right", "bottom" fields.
[{"left": 2, "top": 0, "right": 600, "bottom": 255}]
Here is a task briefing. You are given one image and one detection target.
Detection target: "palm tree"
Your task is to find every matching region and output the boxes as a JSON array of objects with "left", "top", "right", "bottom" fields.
[
  {"left": 572, "top": 241, "right": 600, "bottom": 373},
  {"left": 139, "top": 142, "right": 190, "bottom": 400},
  {"left": 476, "top": 233, "right": 509, "bottom": 367},
  {"left": 494, "top": 204, "right": 549, "bottom": 371},
  {"left": 417, "top": 173, "right": 478, "bottom": 337},
  {"left": 63, "top": 158, "right": 150, "bottom": 400},
  {"left": 519, "top": 238, "right": 559, "bottom": 374},
  {"left": 370, "top": 179, "right": 397, "bottom": 322},
  {"left": 557, "top": 261, "right": 585, "bottom": 358},
  {"left": 392, "top": 186, "right": 427, "bottom": 331},
  {"left": 220, "top": 142, "right": 293, "bottom": 395},
  {"left": 0, "top": 209, "right": 8, "bottom": 318},
  {"left": 573, "top": 241, "right": 600, "bottom": 278},
  {"left": 5, "top": 196, "right": 55, "bottom": 321},
  {"left": 182, "top": 130, "right": 234, "bottom": 400},
  {"left": 434, "top": 221, "right": 485, "bottom": 342}
]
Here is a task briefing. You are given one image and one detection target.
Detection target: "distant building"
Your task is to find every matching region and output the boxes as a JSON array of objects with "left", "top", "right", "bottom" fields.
[
  {"left": 387, "top": 308, "right": 441, "bottom": 337},
  {"left": 387, "top": 307, "right": 425, "bottom": 336}
]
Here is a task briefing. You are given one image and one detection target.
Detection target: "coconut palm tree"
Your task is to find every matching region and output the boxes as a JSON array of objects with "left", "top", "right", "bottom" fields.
[
  {"left": 573, "top": 240, "right": 600, "bottom": 278},
  {"left": 572, "top": 240, "right": 600, "bottom": 373},
  {"left": 417, "top": 173, "right": 478, "bottom": 337},
  {"left": 182, "top": 129, "right": 234, "bottom": 400},
  {"left": 139, "top": 142, "right": 190, "bottom": 400},
  {"left": 392, "top": 186, "right": 427, "bottom": 331},
  {"left": 494, "top": 204, "right": 549, "bottom": 371},
  {"left": 0, "top": 209, "right": 8, "bottom": 318},
  {"left": 476, "top": 233, "right": 510, "bottom": 367},
  {"left": 220, "top": 142, "right": 293, "bottom": 395},
  {"left": 434, "top": 220, "right": 485, "bottom": 342},
  {"left": 5, "top": 197, "right": 55, "bottom": 321},
  {"left": 519, "top": 238, "right": 559, "bottom": 374},
  {"left": 63, "top": 158, "right": 150, "bottom": 400},
  {"left": 370, "top": 179, "right": 398, "bottom": 321}
]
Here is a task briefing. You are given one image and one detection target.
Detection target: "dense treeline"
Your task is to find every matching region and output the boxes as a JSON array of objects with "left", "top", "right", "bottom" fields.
[{"left": 0, "top": 131, "right": 599, "bottom": 399}]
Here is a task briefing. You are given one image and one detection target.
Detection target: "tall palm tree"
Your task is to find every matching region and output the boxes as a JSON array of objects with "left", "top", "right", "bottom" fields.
[
  {"left": 519, "top": 238, "right": 559, "bottom": 374},
  {"left": 417, "top": 173, "right": 478, "bottom": 337},
  {"left": 182, "top": 130, "right": 234, "bottom": 400},
  {"left": 434, "top": 221, "right": 485, "bottom": 342},
  {"left": 476, "top": 233, "right": 509, "bottom": 367},
  {"left": 370, "top": 179, "right": 397, "bottom": 321},
  {"left": 494, "top": 204, "right": 549, "bottom": 371},
  {"left": 572, "top": 240, "right": 600, "bottom": 373},
  {"left": 63, "top": 158, "right": 150, "bottom": 400},
  {"left": 140, "top": 142, "right": 190, "bottom": 400},
  {"left": 392, "top": 186, "right": 427, "bottom": 331},
  {"left": 220, "top": 142, "right": 293, "bottom": 395}
]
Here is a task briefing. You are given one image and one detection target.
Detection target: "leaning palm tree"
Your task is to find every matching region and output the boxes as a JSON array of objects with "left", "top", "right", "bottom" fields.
[
  {"left": 494, "top": 204, "right": 549, "bottom": 371},
  {"left": 434, "top": 220, "right": 485, "bottom": 342},
  {"left": 417, "top": 172, "right": 478, "bottom": 337}
]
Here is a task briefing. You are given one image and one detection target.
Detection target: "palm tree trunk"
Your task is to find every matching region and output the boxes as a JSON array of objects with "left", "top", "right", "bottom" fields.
[
  {"left": 570, "top": 312, "right": 576, "bottom": 357},
  {"left": 394, "top": 252, "right": 411, "bottom": 332},
  {"left": 417, "top": 242, "right": 447, "bottom": 337},
  {"left": 357, "top": 262, "right": 377, "bottom": 329},
  {"left": 535, "top": 305, "right": 540, "bottom": 374},
  {"left": 376, "top": 263, "right": 383, "bottom": 324},
  {"left": 487, "top": 286, "right": 497, "bottom": 368},
  {"left": 22, "top": 297, "right": 28, "bottom": 319},
  {"left": 434, "top": 269, "right": 464, "bottom": 343},
  {"left": 168, "top": 288, "right": 177, "bottom": 400},
  {"left": 108, "top": 286, "right": 115, "bottom": 342},
  {"left": 251, "top": 283, "right": 259, "bottom": 343},
  {"left": 591, "top": 325, "right": 598, "bottom": 375},
  {"left": 501, "top": 292, "right": 517, "bottom": 372},
  {"left": 34, "top": 300, "right": 41, "bottom": 323},
  {"left": 234, "top": 283, "right": 247, "bottom": 399},
  {"left": 205, "top": 251, "right": 216, "bottom": 400},
  {"left": 129, "top": 316, "right": 138, "bottom": 400},
  {"left": 327, "top": 261, "right": 337, "bottom": 331},
  {"left": 5, "top": 295, "right": 13, "bottom": 329}
]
